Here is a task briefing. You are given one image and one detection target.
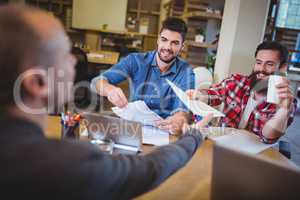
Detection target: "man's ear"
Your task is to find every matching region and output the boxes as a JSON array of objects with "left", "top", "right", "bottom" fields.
[
  {"left": 181, "top": 41, "right": 186, "bottom": 51},
  {"left": 22, "top": 69, "right": 48, "bottom": 99}
]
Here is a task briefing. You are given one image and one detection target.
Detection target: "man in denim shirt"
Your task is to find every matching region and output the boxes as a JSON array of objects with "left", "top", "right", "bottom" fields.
[{"left": 91, "top": 18, "right": 195, "bottom": 134}]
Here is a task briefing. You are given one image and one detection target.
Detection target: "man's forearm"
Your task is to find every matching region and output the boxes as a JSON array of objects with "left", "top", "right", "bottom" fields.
[
  {"left": 95, "top": 79, "right": 113, "bottom": 97},
  {"left": 262, "top": 108, "right": 289, "bottom": 139},
  {"left": 115, "top": 130, "right": 203, "bottom": 199}
]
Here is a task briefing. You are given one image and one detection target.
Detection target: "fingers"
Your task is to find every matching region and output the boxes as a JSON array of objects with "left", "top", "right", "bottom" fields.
[
  {"left": 187, "top": 89, "right": 207, "bottom": 102},
  {"left": 276, "top": 77, "right": 290, "bottom": 88},
  {"left": 274, "top": 79, "right": 294, "bottom": 109},
  {"left": 276, "top": 82, "right": 290, "bottom": 89},
  {"left": 157, "top": 124, "right": 172, "bottom": 131},
  {"left": 156, "top": 117, "right": 183, "bottom": 135},
  {"left": 278, "top": 92, "right": 294, "bottom": 100},
  {"left": 116, "top": 88, "right": 128, "bottom": 106},
  {"left": 275, "top": 78, "right": 294, "bottom": 102},
  {"left": 155, "top": 118, "right": 171, "bottom": 128},
  {"left": 186, "top": 89, "right": 196, "bottom": 99},
  {"left": 156, "top": 119, "right": 173, "bottom": 132},
  {"left": 108, "top": 87, "right": 128, "bottom": 108},
  {"left": 281, "top": 77, "right": 290, "bottom": 84},
  {"left": 276, "top": 85, "right": 294, "bottom": 100},
  {"left": 277, "top": 88, "right": 294, "bottom": 98}
]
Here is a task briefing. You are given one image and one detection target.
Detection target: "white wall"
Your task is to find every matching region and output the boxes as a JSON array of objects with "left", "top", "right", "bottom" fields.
[{"left": 214, "top": 0, "right": 270, "bottom": 82}]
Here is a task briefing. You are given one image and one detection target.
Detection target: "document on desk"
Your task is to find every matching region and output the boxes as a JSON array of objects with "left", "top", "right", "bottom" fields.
[
  {"left": 142, "top": 125, "right": 169, "bottom": 146},
  {"left": 166, "top": 79, "right": 224, "bottom": 117},
  {"left": 210, "top": 129, "right": 273, "bottom": 154},
  {"left": 112, "top": 100, "right": 163, "bottom": 126}
]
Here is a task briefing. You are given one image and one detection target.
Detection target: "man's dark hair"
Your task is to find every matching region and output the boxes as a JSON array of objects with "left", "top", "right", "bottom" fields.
[
  {"left": 255, "top": 41, "right": 289, "bottom": 66},
  {"left": 0, "top": 5, "right": 55, "bottom": 108},
  {"left": 160, "top": 17, "right": 188, "bottom": 41}
]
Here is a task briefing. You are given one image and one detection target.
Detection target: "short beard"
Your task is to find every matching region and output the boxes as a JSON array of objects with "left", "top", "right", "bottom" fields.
[
  {"left": 248, "top": 71, "right": 273, "bottom": 94},
  {"left": 157, "top": 50, "right": 176, "bottom": 64}
]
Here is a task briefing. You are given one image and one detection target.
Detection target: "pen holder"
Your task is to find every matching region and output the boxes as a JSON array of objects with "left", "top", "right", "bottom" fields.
[{"left": 61, "top": 121, "right": 80, "bottom": 140}]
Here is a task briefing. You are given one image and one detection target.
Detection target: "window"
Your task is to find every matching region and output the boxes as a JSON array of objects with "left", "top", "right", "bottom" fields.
[
  {"left": 291, "top": 33, "right": 300, "bottom": 65},
  {"left": 276, "top": 0, "right": 300, "bottom": 30}
]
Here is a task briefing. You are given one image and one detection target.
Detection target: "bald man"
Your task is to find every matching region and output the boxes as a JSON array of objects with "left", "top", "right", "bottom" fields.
[{"left": 0, "top": 5, "right": 210, "bottom": 200}]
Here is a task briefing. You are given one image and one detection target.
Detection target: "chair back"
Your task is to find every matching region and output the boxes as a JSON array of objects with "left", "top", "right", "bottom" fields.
[{"left": 193, "top": 67, "right": 213, "bottom": 89}]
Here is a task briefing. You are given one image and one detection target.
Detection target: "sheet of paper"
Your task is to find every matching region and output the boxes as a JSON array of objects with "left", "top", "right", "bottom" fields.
[
  {"left": 142, "top": 125, "right": 169, "bottom": 146},
  {"left": 112, "top": 100, "right": 163, "bottom": 126},
  {"left": 209, "top": 129, "right": 273, "bottom": 154},
  {"left": 166, "top": 79, "right": 224, "bottom": 117}
]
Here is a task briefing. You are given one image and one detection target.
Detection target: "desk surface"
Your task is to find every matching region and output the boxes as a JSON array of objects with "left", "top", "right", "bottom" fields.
[{"left": 46, "top": 115, "right": 295, "bottom": 200}]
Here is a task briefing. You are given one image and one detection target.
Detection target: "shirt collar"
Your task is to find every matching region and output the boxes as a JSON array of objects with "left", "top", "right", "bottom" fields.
[{"left": 151, "top": 51, "right": 178, "bottom": 75}]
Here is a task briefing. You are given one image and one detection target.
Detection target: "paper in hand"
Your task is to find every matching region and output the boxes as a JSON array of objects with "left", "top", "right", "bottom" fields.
[
  {"left": 166, "top": 79, "right": 224, "bottom": 117},
  {"left": 112, "top": 100, "right": 162, "bottom": 126}
]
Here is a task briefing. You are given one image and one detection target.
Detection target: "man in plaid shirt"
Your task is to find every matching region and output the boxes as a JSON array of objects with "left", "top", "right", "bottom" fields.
[{"left": 187, "top": 41, "right": 296, "bottom": 144}]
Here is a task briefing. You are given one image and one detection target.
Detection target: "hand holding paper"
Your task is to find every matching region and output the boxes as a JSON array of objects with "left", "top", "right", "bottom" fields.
[{"left": 166, "top": 79, "right": 224, "bottom": 117}]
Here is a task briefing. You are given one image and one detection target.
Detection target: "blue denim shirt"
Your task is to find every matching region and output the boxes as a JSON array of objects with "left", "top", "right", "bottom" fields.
[{"left": 91, "top": 51, "right": 195, "bottom": 118}]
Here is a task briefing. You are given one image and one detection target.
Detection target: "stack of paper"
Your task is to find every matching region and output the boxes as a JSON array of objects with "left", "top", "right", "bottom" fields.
[
  {"left": 166, "top": 79, "right": 224, "bottom": 117},
  {"left": 112, "top": 100, "right": 162, "bottom": 126}
]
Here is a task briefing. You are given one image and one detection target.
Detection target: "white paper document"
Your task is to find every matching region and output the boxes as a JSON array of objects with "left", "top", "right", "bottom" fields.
[
  {"left": 210, "top": 129, "right": 273, "bottom": 154},
  {"left": 112, "top": 100, "right": 162, "bottom": 126},
  {"left": 166, "top": 79, "right": 224, "bottom": 117},
  {"left": 142, "top": 125, "right": 169, "bottom": 146}
]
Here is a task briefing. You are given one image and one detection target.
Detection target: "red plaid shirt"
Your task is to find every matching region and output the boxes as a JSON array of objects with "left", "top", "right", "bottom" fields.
[{"left": 203, "top": 74, "right": 296, "bottom": 144}]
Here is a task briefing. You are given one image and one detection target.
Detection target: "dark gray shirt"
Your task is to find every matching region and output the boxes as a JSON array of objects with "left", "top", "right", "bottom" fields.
[{"left": 0, "top": 117, "right": 203, "bottom": 200}]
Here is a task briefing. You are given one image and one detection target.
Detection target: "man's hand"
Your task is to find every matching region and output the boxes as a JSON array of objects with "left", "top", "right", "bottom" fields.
[
  {"left": 155, "top": 111, "right": 188, "bottom": 135},
  {"left": 95, "top": 79, "right": 128, "bottom": 108},
  {"left": 182, "top": 114, "right": 213, "bottom": 137},
  {"left": 276, "top": 77, "right": 294, "bottom": 110},
  {"left": 106, "top": 85, "right": 128, "bottom": 108},
  {"left": 186, "top": 89, "right": 198, "bottom": 99},
  {"left": 186, "top": 89, "right": 208, "bottom": 103}
]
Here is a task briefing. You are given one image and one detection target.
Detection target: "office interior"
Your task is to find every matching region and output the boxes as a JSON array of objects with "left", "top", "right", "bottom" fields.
[{"left": 2, "top": 0, "right": 300, "bottom": 199}]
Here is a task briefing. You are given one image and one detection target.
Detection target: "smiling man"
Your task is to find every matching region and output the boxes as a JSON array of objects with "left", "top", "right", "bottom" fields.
[
  {"left": 91, "top": 17, "right": 194, "bottom": 134},
  {"left": 187, "top": 41, "right": 296, "bottom": 143}
]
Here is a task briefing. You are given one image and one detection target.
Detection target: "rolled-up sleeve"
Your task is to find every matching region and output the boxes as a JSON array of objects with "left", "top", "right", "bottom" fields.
[{"left": 90, "top": 54, "right": 134, "bottom": 93}]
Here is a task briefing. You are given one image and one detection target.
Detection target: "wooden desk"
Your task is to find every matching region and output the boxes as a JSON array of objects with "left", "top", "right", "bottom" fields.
[
  {"left": 46, "top": 115, "right": 61, "bottom": 139},
  {"left": 136, "top": 141, "right": 296, "bottom": 200},
  {"left": 46, "top": 115, "right": 295, "bottom": 200}
]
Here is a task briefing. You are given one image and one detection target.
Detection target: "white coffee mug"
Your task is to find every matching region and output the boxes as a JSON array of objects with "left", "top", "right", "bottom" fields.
[{"left": 267, "top": 75, "right": 283, "bottom": 104}]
